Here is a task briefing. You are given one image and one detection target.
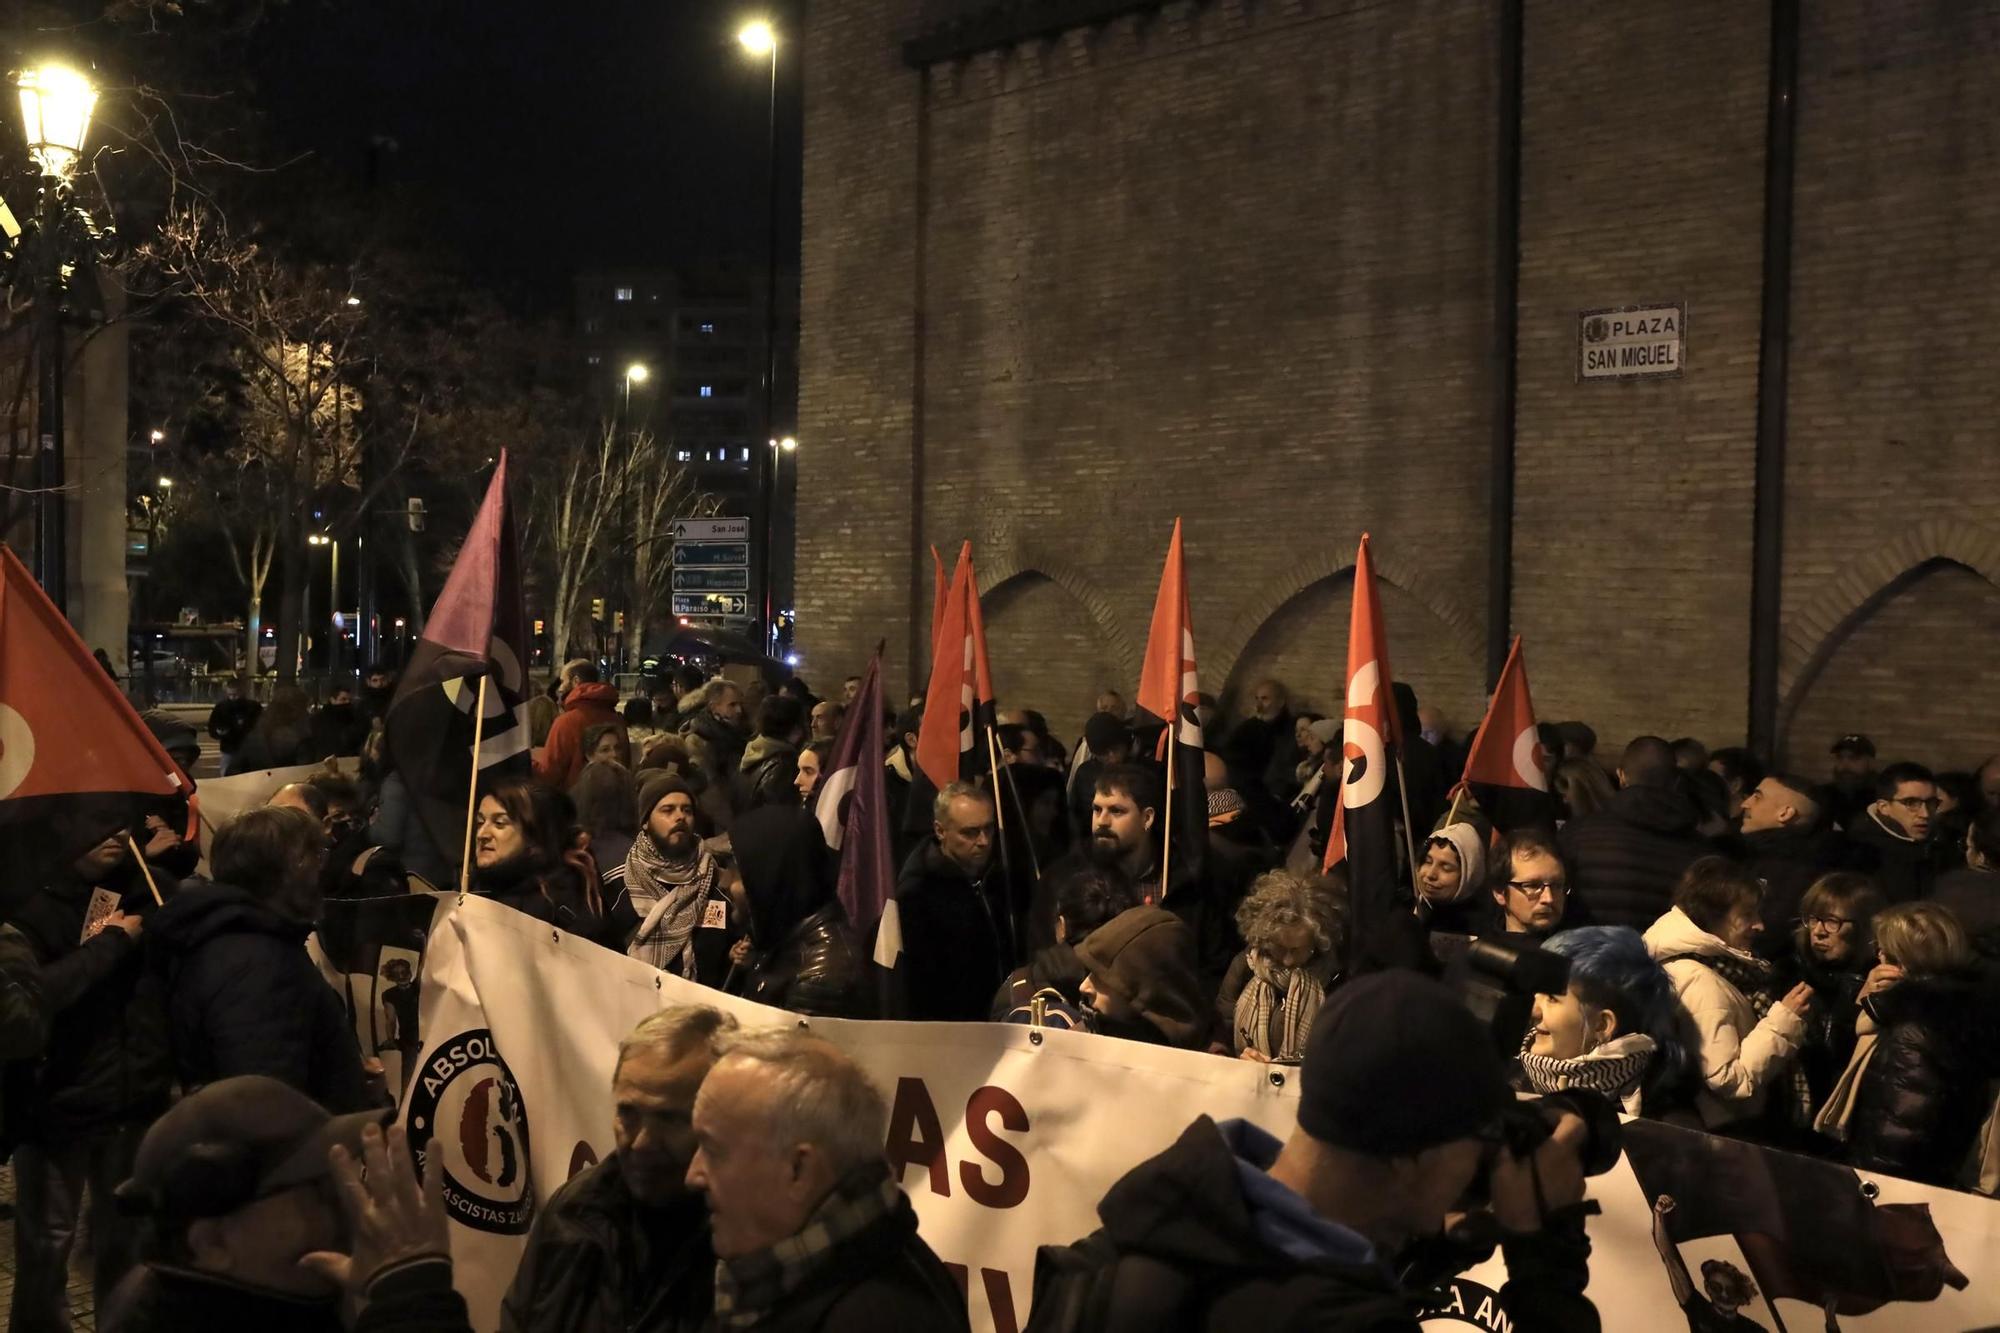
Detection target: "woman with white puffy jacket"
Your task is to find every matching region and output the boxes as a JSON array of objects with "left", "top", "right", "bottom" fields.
[{"left": 1643, "top": 856, "right": 1816, "bottom": 1135}]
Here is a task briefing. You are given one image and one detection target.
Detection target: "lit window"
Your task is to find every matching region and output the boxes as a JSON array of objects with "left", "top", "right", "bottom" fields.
[
  {"left": 699, "top": 385, "right": 714, "bottom": 398},
  {"left": 614, "top": 286, "right": 634, "bottom": 302},
  {"left": 699, "top": 322, "right": 715, "bottom": 335},
  {"left": 676, "top": 450, "right": 691, "bottom": 461},
  {"left": 586, "top": 354, "right": 601, "bottom": 365},
  {"left": 740, "top": 447, "right": 750, "bottom": 461},
  {"left": 583, "top": 319, "right": 599, "bottom": 334}
]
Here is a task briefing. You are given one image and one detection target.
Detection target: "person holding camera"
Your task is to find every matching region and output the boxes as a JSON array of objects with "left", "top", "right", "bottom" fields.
[{"left": 1023, "top": 972, "right": 1600, "bottom": 1332}]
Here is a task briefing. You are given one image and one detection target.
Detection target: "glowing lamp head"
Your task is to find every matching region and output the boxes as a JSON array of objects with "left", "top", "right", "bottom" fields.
[
  {"left": 17, "top": 64, "right": 98, "bottom": 180},
  {"left": 625, "top": 362, "right": 650, "bottom": 385},
  {"left": 738, "top": 19, "right": 776, "bottom": 55}
]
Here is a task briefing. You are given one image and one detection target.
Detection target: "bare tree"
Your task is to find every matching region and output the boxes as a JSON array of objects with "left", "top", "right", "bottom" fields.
[
  {"left": 622, "top": 438, "right": 720, "bottom": 663},
  {"left": 521, "top": 418, "right": 631, "bottom": 665}
]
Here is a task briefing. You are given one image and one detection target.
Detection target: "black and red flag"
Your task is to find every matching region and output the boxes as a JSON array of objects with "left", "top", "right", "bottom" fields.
[
  {"left": 382, "top": 453, "right": 531, "bottom": 884},
  {"left": 1136, "top": 518, "right": 1206, "bottom": 896},
  {"left": 1455, "top": 634, "right": 1555, "bottom": 832},
  {"left": 914, "top": 541, "right": 996, "bottom": 792},
  {"left": 814, "top": 651, "right": 908, "bottom": 1015},
  {"left": 0, "top": 544, "right": 192, "bottom": 908},
  {"left": 1325, "top": 535, "right": 1403, "bottom": 937}
]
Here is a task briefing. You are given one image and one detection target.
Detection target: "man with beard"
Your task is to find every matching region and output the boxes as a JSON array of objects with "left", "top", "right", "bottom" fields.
[
  {"left": 602, "top": 774, "right": 745, "bottom": 985},
  {"left": 894, "top": 783, "right": 1009, "bottom": 1020},
  {"left": 268, "top": 778, "right": 406, "bottom": 901},
  {"left": 500, "top": 1007, "right": 736, "bottom": 1333},
  {"left": 356, "top": 663, "right": 397, "bottom": 730},
  {"left": 1031, "top": 763, "right": 1162, "bottom": 953}
]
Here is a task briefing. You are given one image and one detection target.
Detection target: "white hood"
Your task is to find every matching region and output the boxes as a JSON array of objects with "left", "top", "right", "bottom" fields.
[{"left": 1642, "top": 906, "right": 1753, "bottom": 966}]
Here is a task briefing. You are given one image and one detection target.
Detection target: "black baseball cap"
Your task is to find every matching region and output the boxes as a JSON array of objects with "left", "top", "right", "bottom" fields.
[
  {"left": 1297, "top": 972, "right": 1507, "bottom": 1157},
  {"left": 116, "top": 1076, "right": 391, "bottom": 1219},
  {"left": 1831, "top": 734, "right": 1876, "bottom": 758}
]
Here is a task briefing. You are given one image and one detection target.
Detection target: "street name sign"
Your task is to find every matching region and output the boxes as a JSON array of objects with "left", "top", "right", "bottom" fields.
[
  {"left": 673, "top": 592, "right": 750, "bottom": 619},
  {"left": 1578, "top": 302, "right": 1685, "bottom": 380},
  {"left": 672, "top": 542, "right": 751, "bottom": 568},
  {"left": 670, "top": 516, "right": 749, "bottom": 542},
  {"left": 672, "top": 567, "right": 750, "bottom": 593}
]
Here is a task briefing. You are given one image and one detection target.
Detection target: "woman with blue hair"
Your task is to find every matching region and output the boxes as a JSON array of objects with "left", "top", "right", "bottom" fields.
[{"left": 1520, "top": 925, "right": 1686, "bottom": 1115}]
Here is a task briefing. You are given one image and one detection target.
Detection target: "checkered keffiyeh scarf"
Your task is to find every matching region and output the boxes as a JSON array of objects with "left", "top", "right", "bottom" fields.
[
  {"left": 1233, "top": 951, "right": 1335, "bottom": 1062},
  {"left": 713, "top": 1165, "right": 901, "bottom": 1328},
  {"left": 623, "top": 833, "right": 720, "bottom": 977}
]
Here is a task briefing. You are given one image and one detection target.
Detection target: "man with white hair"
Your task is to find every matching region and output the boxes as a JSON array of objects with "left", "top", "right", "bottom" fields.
[
  {"left": 502, "top": 1005, "right": 737, "bottom": 1333},
  {"left": 687, "top": 1031, "right": 968, "bottom": 1331}
]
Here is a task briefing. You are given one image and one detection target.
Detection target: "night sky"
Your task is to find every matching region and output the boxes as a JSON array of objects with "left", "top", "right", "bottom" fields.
[{"left": 249, "top": 0, "right": 803, "bottom": 303}]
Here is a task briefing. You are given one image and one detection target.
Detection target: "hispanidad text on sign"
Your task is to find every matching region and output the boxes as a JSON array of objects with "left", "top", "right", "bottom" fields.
[{"left": 1579, "top": 302, "right": 1685, "bottom": 380}]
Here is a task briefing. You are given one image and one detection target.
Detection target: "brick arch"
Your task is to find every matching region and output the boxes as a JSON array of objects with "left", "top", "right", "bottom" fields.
[
  {"left": 1209, "top": 545, "right": 1485, "bottom": 694},
  {"left": 1777, "top": 521, "right": 2000, "bottom": 730},
  {"left": 975, "top": 554, "right": 1141, "bottom": 685}
]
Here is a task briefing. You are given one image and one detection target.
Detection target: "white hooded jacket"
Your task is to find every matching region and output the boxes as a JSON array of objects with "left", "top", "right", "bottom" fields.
[{"left": 1642, "top": 906, "right": 1806, "bottom": 1128}]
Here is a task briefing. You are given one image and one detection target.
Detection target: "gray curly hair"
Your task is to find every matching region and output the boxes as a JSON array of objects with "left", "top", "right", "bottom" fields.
[{"left": 1233, "top": 870, "right": 1344, "bottom": 961}]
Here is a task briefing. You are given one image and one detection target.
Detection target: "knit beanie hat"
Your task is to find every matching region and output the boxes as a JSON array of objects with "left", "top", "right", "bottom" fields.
[
  {"left": 1426, "top": 822, "right": 1486, "bottom": 903},
  {"left": 1297, "top": 972, "right": 1507, "bottom": 1157},
  {"left": 1307, "top": 718, "right": 1341, "bottom": 746},
  {"left": 1073, "top": 906, "right": 1202, "bottom": 1047},
  {"left": 636, "top": 771, "right": 696, "bottom": 826}
]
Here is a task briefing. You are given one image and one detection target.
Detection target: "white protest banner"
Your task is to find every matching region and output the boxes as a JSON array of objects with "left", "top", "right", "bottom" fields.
[{"left": 406, "top": 894, "right": 2000, "bottom": 1333}]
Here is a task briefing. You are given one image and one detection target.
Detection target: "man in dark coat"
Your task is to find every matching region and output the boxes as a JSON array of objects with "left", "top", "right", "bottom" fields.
[
  {"left": 895, "top": 783, "right": 1009, "bottom": 1020},
  {"left": 1844, "top": 761, "right": 1942, "bottom": 904},
  {"left": 688, "top": 1032, "right": 969, "bottom": 1333},
  {"left": 679, "top": 677, "right": 750, "bottom": 788},
  {"left": 1023, "top": 973, "right": 1599, "bottom": 1332},
  {"left": 8, "top": 824, "right": 171, "bottom": 1331},
  {"left": 501, "top": 1006, "right": 732, "bottom": 1333},
  {"left": 206, "top": 675, "right": 262, "bottom": 777},
  {"left": 1730, "top": 772, "right": 1848, "bottom": 958},
  {"left": 306, "top": 686, "right": 369, "bottom": 761},
  {"left": 148, "top": 806, "right": 378, "bottom": 1114},
  {"left": 1560, "top": 735, "right": 1710, "bottom": 931},
  {"left": 733, "top": 694, "right": 806, "bottom": 815}
]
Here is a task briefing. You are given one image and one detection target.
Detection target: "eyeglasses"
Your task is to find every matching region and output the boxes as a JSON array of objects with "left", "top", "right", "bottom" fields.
[
  {"left": 1801, "top": 914, "right": 1854, "bottom": 931},
  {"left": 1890, "top": 796, "right": 1940, "bottom": 812},
  {"left": 1507, "top": 880, "right": 1567, "bottom": 899}
]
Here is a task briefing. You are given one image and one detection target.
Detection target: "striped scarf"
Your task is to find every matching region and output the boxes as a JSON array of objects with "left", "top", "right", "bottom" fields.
[
  {"left": 1663, "top": 946, "right": 1816, "bottom": 1125},
  {"left": 1519, "top": 1032, "right": 1657, "bottom": 1115},
  {"left": 622, "top": 832, "right": 719, "bottom": 977},
  {"left": 1233, "top": 951, "right": 1335, "bottom": 1062},
  {"left": 713, "top": 1165, "right": 900, "bottom": 1328}
]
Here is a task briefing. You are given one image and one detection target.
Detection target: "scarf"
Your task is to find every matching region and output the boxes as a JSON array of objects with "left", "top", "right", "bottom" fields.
[
  {"left": 1812, "top": 1012, "right": 1879, "bottom": 1141},
  {"left": 1519, "top": 1032, "right": 1657, "bottom": 1115},
  {"left": 1233, "top": 951, "right": 1334, "bottom": 1062},
  {"left": 1664, "top": 945, "right": 1816, "bottom": 1125},
  {"left": 713, "top": 1166, "right": 900, "bottom": 1329},
  {"left": 623, "top": 832, "right": 720, "bottom": 976}
]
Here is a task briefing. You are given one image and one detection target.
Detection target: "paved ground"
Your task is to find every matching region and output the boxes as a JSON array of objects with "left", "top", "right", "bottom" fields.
[{"left": 0, "top": 1168, "right": 100, "bottom": 1330}]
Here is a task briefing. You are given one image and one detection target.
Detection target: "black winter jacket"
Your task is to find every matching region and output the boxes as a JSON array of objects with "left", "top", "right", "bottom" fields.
[
  {"left": 895, "top": 841, "right": 1008, "bottom": 1021},
  {"left": 732, "top": 735, "right": 801, "bottom": 815},
  {"left": 1931, "top": 867, "right": 2000, "bottom": 962},
  {"left": 745, "top": 1188, "right": 968, "bottom": 1333},
  {"left": 746, "top": 904, "right": 876, "bottom": 1020},
  {"left": 148, "top": 881, "right": 377, "bottom": 1112},
  {"left": 205, "top": 696, "right": 263, "bottom": 755},
  {"left": 1842, "top": 809, "right": 1938, "bottom": 905},
  {"left": 1845, "top": 970, "right": 2000, "bottom": 1188},
  {"left": 1560, "top": 785, "right": 1710, "bottom": 932},
  {"left": 103, "top": 1258, "right": 471, "bottom": 1333},
  {"left": 1734, "top": 824, "right": 1850, "bottom": 957},
  {"left": 500, "top": 1159, "right": 711, "bottom": 1333},
  {"left": 8, "top": 878, "right": 170, "bottom": 1138},
  {"left": 1025, "top": 1116, "right": 1598, "bottom": 1333}
]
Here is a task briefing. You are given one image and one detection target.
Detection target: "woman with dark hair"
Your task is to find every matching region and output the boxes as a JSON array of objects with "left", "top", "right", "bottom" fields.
[
  {"left": 1785, "top": 872, "right": 1885, "bottom": 1113},
  {"left": 1821, "top": 901, "right": 2000, "bottom": 1187},
  {"left": 1644, "top": 857, "right": 1815, "bottom": 1136},
  {"left": 1550, "top": 757, "right": 1615, "bottom": 825},
  {"left": 794, "top": 739, "right": 832, "bottom": 806},
  {"left": 736, "top": 807, "right": 871, "bottom": 1018},
  {"left": 232, "top": 686, "right": 313, "bottom": 771},
  {"left": 1933, "top": 805, "right": 2000, "bottom": 960},
  {"left": 621, "top": 695, "right": 661, "bottom": 754},
  {"left": 1524, "top": 926, "right": 1686, "bottom": 1115},
  {"left": 569, "top": 759, "right": 638, "bottom": 871},
  {"left": 991, "top": 866, "right": 1133, "bottom": 1021},
  {"left": 470, "top": 778, "right": 604, "bottom": 938},
  {"left": 580, "top": 722, "right": 631, "bottom": 771}
]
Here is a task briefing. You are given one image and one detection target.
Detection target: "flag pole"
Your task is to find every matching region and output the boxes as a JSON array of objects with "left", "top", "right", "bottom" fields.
[
  {"left": 459, "top": 674, "right": 489, "bottom": 894},
  {"left": 996, "top": 751, "right": 1042, "bottom": 880},
  {"left": 1392, "top": 749, "right": 1421, "bottom": 892},
  {"left": 1443, "top": 785, "right": 1466, "bottom": 830},
  {"left": 983, "top": 726, "right": 1021, "bottom": 964},
  {"left": 1159, "top": 728, "right": 1175, "bottom": 900},
  {"left": 124, "top": 834, "right": 165, "bottom": 907}
]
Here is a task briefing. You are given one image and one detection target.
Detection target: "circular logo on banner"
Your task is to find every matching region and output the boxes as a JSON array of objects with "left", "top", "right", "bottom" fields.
[
  {"left": 405, "top": 1029, "right": 534, "bottom": 1234},
  {"left": 1418, "top": 1278, "right": 1510, "bottom": 1328},
  {"left": 1513, "top": 725, "right": 1550, "bottom": 792},
  {"left": 0, "top": 704, "right": 35, "bottom": 799}
]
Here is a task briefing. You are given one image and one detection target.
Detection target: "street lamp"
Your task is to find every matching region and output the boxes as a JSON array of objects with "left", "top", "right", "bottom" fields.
[
  {"left": 149, "top": 428, "right": 164, "bottom": 444},
  {"left": 156, "top": 476, "right": 172, "bottom": 489},
  {"left": 739, "top": 15, "right": 784, "bottom": 652},
  {"left": 3, "top": 61, "right": 116, "bottom": 615},
  {"left": 623, "top": 360, "right": 650, "bottom": 422},
  {"left": 307, "top": 533, "right": 340, "bottom": 679}
]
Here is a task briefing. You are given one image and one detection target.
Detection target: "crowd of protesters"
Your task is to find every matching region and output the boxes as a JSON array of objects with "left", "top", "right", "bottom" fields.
[{"left": 4, "top": 651, "right": 1995, "bottom": 1332}]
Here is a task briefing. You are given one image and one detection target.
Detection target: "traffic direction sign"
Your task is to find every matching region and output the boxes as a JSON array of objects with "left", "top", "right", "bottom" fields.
[
  {"left": 673, "top": 592, "right": 750, "bottom": 618},
  {"left": 672, "top": 542, "right": 750, "bottom": 568},
  {"left": 671, "top": 516, "right": 749, "bottom": 542},
  {"left": 672, "top": 567, "right": 749, "bottom": 593}
]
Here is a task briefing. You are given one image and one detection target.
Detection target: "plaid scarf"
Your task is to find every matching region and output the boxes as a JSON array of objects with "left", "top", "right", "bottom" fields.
[
  {"left": 623, "top": 832, "right": 719, "bottom": 977},
  {"left": 1519, "top": 1032, "right": 1657, "bottom": 1115},
  {"left": 1662, "top": 946, "right": 1816, "bottom": 1125},
  {"left": 713, "top": 1165, "right": 900, "bottom": 1329},
  {"left": 1233, "top": 951, "right": 1335, "bottom": 1062}
]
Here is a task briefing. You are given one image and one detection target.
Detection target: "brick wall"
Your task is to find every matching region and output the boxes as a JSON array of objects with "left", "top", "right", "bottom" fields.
[
  {"left": 802, "top": 0, "right": 2000, "bottom": 762},
  {"left": 1775, "top": 3, "right": 2000, "bottom": 768}
]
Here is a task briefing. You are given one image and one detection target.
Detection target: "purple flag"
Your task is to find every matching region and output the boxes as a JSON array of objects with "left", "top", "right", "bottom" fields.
[{"left": 815, "top": 652, "right": 896, "bottom": 945}]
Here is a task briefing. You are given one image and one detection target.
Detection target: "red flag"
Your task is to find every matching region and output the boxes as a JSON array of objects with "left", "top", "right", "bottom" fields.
[
  {"left": 930, "top": 544, "right": 948, "bottom": 657},
  {"left": 0, "top": 544, "right": 189, "bottom": 899},
  {"left": 1333, "top": 534, "right": 1401, "bottom": 906},
  {"left": 1136, "top": 519, "right": 1206, "bottom": 889},
  {"left": 1320, "top": 799, "right": 1348, "bottom": 874},
  {"left": 1460, "top": 635, "right": 1548, "bottom": 793},
  {"left": 915, "top": 544, "right": 994, "bottom": 790}
]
